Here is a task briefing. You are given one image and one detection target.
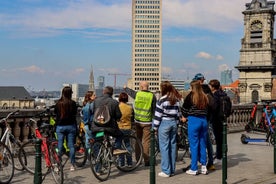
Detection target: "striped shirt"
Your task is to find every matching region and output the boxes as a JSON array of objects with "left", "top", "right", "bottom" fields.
[{"left": 153, "top": 95, "right": 180, "bottom": 128}]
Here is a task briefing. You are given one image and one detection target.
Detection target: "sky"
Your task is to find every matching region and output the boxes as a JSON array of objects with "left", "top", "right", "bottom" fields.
[{"left": 0, "top": 0, "right": 254, "bottom": 91}]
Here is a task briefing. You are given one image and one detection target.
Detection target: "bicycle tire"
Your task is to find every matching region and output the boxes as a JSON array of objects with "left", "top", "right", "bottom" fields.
[
  {"left": 75, "top": 135, "right": 87, "bottom": 167},
  {"left": 116, "top": 135, "right": 143, "bottom": 172},
  {"left": 11, "top": 139, "right": 26, "bottom": 171},
  {"left": 18, "top": 139, "right": 49, "bottom": 175},
  {"left": 0, "top": 142, "right": 14, "bottom": 184},
  {"left": 89, "top": 141, "right": 111, "bottom": 181},
  {"left": 49, "top": 142, "right": 64, "bottom": 184}
]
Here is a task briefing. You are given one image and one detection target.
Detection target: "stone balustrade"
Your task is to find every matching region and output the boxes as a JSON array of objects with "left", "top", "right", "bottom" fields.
[{"left": 0, "top": 104, "right": 258, "bottom": 143}]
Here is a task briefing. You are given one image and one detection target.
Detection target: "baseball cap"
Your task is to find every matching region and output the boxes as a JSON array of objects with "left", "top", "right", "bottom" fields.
[{"left": 193, "top": 73, "right": 205, "bottom": 81}]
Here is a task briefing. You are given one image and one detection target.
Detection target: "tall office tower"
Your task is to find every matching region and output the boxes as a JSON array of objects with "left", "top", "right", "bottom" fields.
[
  {"left": 220, "top": 69, "right": 233, "bottom": 85},
  {"left": 97, "top": 76, "right": 105, "bottom": 89},
  {"left": 132, "top": 0, "right": 162, "bottom": 91},
  {"left": 89, "top": 65, "right": 95, "bottom": 91}
]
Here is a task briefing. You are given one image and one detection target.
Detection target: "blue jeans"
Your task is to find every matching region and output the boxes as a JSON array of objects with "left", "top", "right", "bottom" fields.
[
  {"left": 56, "top": 124, "right": 77, "bottom": 165},
  {"left": 115, "top": 129, "right": 132, "bottom": 166},
  {"left": 158, "top": 119, "right": 177, "bottom": 175},
  {"left": 84, "top": 124, "right": 93, "bottom": 149},
  {"left": 188, "top": 116, "right": 208, "bottom": 171}
]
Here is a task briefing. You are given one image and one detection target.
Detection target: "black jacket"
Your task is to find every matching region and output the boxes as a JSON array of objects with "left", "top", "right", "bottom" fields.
[{"left": 92, "top": 94, "right": 122, "bottom": 136}]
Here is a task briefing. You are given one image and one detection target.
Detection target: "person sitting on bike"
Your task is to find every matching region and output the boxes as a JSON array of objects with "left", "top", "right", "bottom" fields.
[
  {"left": 92, "top": 86, "right": 123, "bottom": 144},
  {"left": 54, "top": 86, "right": 78, "bottom": 171}
]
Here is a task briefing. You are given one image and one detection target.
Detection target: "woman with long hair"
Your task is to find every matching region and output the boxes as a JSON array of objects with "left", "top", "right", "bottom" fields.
[
  {"left": 81, "top": 91, "right": 96, "bottom": 153},
  {"left": 55, "top": 86, "right": 78, "bottom": 171},
  {"left": 153, "top": 81, "right": 182, "bottom": 177},
  {"left": 181, "top": 80, "right": 209, "bottom": 175}
]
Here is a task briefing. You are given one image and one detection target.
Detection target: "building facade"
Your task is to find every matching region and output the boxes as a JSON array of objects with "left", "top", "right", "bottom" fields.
[
  {"left": 236, "top": 0, "right": 276, "bottom": 103},
  {"left": 131, "top": 0, "right": 162, "bottom": 91},
  {"left": 220, "top": 69, "right": 233, "bottom": 85},
  {"left": 0, "top": 86, "right": 34, "bottom": 109}
]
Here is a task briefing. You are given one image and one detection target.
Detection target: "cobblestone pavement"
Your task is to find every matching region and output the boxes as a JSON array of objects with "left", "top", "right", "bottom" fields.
[{"left": 11, "top": 132, "right": 276, "bottom": 184}]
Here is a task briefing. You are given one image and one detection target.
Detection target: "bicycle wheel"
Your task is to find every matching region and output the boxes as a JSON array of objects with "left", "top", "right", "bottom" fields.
[
  {"left": 49, "top": 142, "right": 64, "bottom": 184},
  {"left": 89, "top": 141, "right": 111, "bottom": 181},
  {"left": 11, "top": 139, "right": 26, "bottom": 171},
  {"left": 0, "top": 142, "right": 14, "bottom": 184},
  {"left": 18, "top": 139, "right": 48, "bottom": 175},
  {"left": 75, "top": 135, "right": 87, "bottom": 167},
  {"left": 116, "top": 135, "right": 143, "bottom": 172}
]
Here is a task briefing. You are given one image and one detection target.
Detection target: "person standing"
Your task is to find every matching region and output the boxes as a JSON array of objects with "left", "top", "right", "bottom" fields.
[
  {"left": 208, "top": 79, "right": 227, "bottom": 165},
  {"left": 181, "top": 80, "right": 209, "bottom": 175},
  {"left": 192, "top": 73, "right": 215, "bottom": 170},
  {"left": 153, "top": 81, "right": 182, "bottom": 177},
  {"left": 81, "top": 91, "right": 96, "bottom": 153},
  {"left": 124, "top": 81, "right": 157, "bottom": 166},
  {"left": 55, "top": 86, "right": 78, "bottom": 171},
  {"left": 115, "top": 92, "right": 134, "bottom": 167}
]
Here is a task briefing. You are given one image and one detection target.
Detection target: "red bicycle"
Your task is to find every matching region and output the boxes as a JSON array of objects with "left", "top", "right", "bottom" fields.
[{"left": 18, "top": 110, "right": 63, "bottom": 184}]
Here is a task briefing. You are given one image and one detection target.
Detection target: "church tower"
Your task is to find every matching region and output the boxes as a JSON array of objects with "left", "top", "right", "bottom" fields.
[
  {"left": 89, "top": 65, "right": 95, "bottom": 91},
  {"left": 236, "top": 0, "right": 276, "bottom": 103}
]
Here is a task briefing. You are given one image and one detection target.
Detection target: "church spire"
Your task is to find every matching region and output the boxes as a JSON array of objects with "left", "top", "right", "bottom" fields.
[{"left": 89, "top": 65, "right": 95, "bottom": 91}]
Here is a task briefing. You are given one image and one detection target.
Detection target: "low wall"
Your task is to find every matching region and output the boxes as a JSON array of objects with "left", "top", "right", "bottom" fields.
[{"left": 0, "top": 104, "right": 255, "bottom": 142}]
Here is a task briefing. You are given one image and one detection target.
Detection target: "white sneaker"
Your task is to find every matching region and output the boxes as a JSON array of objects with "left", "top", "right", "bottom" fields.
[
  {"left": 200, "top": 165, "right": 208, "bottom": 175},
  {"left": 214, "top": 159, "right": 222, "bottom": 165},
  {"left": 158, "top": 172, "right": 170, "bottom": 178},
  {"left": 185, "top": 169, "right": 198, "bottom": 175}
]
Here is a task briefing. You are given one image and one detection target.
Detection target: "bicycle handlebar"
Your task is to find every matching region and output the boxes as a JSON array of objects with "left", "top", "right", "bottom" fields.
[{"left": 0, "top": 109, "right": 20, "bottom": 124}]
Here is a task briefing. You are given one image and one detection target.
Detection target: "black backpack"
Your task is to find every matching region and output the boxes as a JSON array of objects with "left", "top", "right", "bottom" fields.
[{"left": 219, "top": 95, "right": 232, "bottom": 118}]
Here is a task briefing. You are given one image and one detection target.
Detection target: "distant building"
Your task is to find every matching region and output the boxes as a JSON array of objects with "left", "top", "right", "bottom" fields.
[
  {"left": 63, "top": 83, "right": 89, "bottom": 105},
  {"left": 89, "top": 65, "right": 95, "bottom": 91},
  {"left": 220, "top": 69, "right": 233, "bottom": 85},
  {"left": 163, "top": 79, "right": 185, "bottom": 90},
  {"left": 0, "top": 86, "right": 34, "bottom": 109},
  {"left": 97, "top": 76, "right": 105, "bottom": 89}
]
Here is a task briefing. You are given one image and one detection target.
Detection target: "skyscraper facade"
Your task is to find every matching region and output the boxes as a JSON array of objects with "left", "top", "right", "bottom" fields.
[
  {"left": 220, "top": 69, "right": 233, "bottom": 85},
  {"left": 131, "top": 0, "right": 162, "bottom": 91}
]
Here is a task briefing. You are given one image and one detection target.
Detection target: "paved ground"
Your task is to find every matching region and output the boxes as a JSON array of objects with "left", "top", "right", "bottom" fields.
[{"left": 11, "top": 132, "right": 276, "bottom": 184}]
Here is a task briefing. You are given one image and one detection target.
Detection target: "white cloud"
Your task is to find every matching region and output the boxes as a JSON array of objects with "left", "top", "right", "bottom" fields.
[
  {"left": 196, "top": 52, "right": 212, "bottom": 60},
  {"left": 0, "top": 0, "right": 249, "bottom": 38},
  {"left": 19, "top": 65, "right": 45, "bottom": 74},
  {"left": 218, "top": 64, "right": 230, "bottom": 71},
  {"left": 216, "top": 55, "right": 224, "bottom": 60}
]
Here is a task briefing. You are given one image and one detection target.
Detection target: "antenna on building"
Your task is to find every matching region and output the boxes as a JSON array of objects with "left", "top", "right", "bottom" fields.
[
  {"left": 108, "top": 73, "right": 130, "bottom": 89},
  {"left": 89, "top": 65, "right": 95, "bottom": 91}
]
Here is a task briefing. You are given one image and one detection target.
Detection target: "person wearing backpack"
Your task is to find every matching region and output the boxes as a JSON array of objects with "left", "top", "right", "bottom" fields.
[
  {"left": 92, "top": 86, "right": 123, "bottom": 138},
  {"left": 81, "top": 91, "right": 96, "bottom": 154},
  {"left": 208, "top": 79, "right": 228, "bottom": 165}
]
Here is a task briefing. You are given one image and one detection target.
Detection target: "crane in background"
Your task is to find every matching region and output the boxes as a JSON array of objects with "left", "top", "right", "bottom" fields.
[{"left": 108, "top": 73, "right": 131, "bottom": 89}]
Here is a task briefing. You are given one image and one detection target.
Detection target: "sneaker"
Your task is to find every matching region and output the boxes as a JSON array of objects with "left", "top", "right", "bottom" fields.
[
  {"left": 158, "top": 172, "right": 170, "bottom": 178},
  {"left": 185, "top": 169, "right": 198, "bottom": 175},
  {"left": 214, "top": 159, "right": 222, "bottom": 165},
  {"left": 200, "top": 165, "right": 208, "bottom": 175},
  {"left": 70, "top": 165, "right": 76, "bottom": 171},
  {"left": 113, "top": 149, "right": 128, "bottom": 155}
]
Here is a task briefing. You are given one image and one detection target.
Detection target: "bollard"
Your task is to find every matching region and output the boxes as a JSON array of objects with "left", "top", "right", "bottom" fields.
[
  {"left": 34, "top": 138, "right": 42, "bottom": 184},
  {"left": 274, "top": 124, "right": 276, "bottom": 174},
  {"left": 222, "top": 116, "right": 228, "bottom": 184},
  {"left": 150, "top": 128, "right": 156, "bottom": 184}
]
